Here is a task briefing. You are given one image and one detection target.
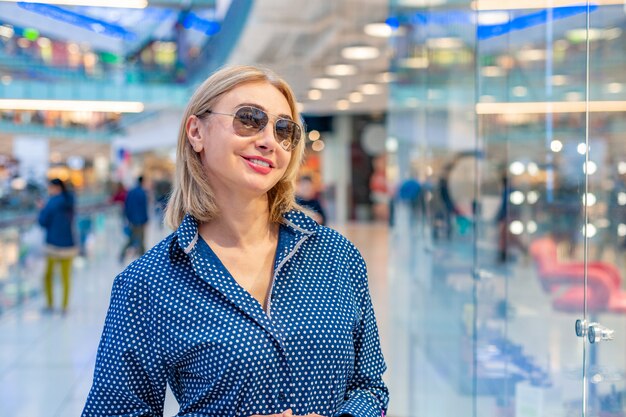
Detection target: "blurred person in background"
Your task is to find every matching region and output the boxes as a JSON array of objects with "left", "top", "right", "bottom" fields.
[
  {"left": 109, "top": 181, "right": 127, "bottom": 207},
  {"left": 369, "top": 154, "right": 390, "bottom": 223},
  {"left": 83, "top": 65, "right": 388, "bottom": 417},
  {"left": 109, "top": 181, "right": 129, "bottom": 236},
  {"left": 119, "top": 175, "right": 148, "bottom": 263},
  {"left": 38, "top": 178, "right": 77, "bottom": 314},
  {"left": 295, "top": 174, "right": 326, "bottom": 225}
]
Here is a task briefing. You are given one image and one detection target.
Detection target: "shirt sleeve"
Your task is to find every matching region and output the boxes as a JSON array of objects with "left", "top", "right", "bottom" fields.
[
  {"left": 334, "top": 247, "right": 389, "bottom": 417},
  {"left": 82, "top": 270, "right": 167, "bottom": 417},
  {"left": 38, "top": 201, "right": 53, "bottom": 228}
]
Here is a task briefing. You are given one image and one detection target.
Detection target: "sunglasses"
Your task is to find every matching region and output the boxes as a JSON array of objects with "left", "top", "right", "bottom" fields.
[{"left": 200, "top": 106, "right": 302, "bottom": 151}]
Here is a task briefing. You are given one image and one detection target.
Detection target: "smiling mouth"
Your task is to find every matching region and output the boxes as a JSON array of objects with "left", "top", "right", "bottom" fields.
[{"left": 244, "top": 157, "right": 273, "bottom": 168}]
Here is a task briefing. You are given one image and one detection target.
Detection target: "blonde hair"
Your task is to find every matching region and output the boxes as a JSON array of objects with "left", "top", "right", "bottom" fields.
[{"left": 164, "top": 65, "right": 306, "bottom": 230}]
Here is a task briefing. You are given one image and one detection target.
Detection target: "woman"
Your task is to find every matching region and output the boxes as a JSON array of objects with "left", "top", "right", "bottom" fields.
[
  {"left": 82, "top": 65, "right": 388, "bottom": 417},
  {"left": 38, "top": 178, "right": 77, "bottom": 313}
]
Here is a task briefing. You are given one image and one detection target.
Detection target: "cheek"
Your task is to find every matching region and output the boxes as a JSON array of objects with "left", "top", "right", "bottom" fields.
[{"left": 277, "top": 151, "right": 293, "bottom": 170}]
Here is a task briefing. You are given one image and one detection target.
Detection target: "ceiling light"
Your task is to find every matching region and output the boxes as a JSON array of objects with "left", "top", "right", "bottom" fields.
[
  {"left": 551, "top": 75, "right": 568, "bottom": 86},
  {"left": 584, "top": 161, "right": 597, "bottom": 175},
  {"left": 308, "top": 130, "right": 321, "bottom": 141},
  {"left": 349, "top": 92, "right": 364, "bottom": 103},
  {"left": 325, "top": 64, "right": 357, "bottom": 76},
  {"left": 386, "top": 137, "right": 399, "bottom": 153},
  {"left": 426, "top": 37, "right": 464, "bottom": 49},
  {"left": 0, "top": 99, "right": 144, "bottom": 113},
  {"left": 360, "top": 84, "right": 382, "bottom": 95},
  {"left": 516, "top": 49, "right": 546, "bottom": 62},
  {"left": 0, "top": 0, "right": 147, "bottom": 7},
  {"left": 565, "top": 92, "right": 583, "bottom": 101},
  {"left": 398, "top": 0, "right": 446, "bottom": 6},
  {"left": 472, "top": 0, "right": 623, "bottom": 10},
  {"left": 509, "top": 161, "right": 526, "bottom": 176},
  {"left": 341, "top": 45, "right": 380, "bottom": 60},
  {"left": 566, "top": 28, "right": 604, "bottom": 43},
  {"left": 399, "top": 57, "right": 429, "bottom": 69},
  {"left": 376, "top": 72, "right": 396, "bottom": 83},
  {"left": 477, "top": 101, "right": 626, "bottom": 115},
  {"left": 509, "top": 221, "right": 524, "bottom": 235},
  {"left": 37, "top": 37, "right": 51, "bottom": 48},
  {"left": 0, "top": 25, "right": 14, "bottom": 39},
  {"left": 481, "top": 66, "right": 504, "bottom": 77},
  {"left": 583, "top": 193, "right": 597, "bottom": 207},
  {"left": 311, "top": 140, "right": 325, "bottom": 152},
  {"left": 527, "top": 191, "right": 540, "bottom": 204},
  {"left": 476, "top": 11, "right": 510, "bottom": 25},
  {"left": 311, "top": 78, "right": 341, "bottom": 90},
  {"left": 364, "top": 23, "right": 393, "bottom": 38},
  {"left": 606, "top": 83, "right": 624, "bottom": 94},
  {"left": 510, "top": 191, "right": 525, "bottom": 205},
  {"left": 582, "top": 223, "right": 597, "bottom": 238},
  {"left": 550, "top": 140, "right": 563, "bottom": 152},
  {"left": 308, "top": 89, "right": 322, "bottom": 100},
  {"left": 512, "top": 86, "right": 528, "bottom": 97},
  {"left": 336, "top": 100, "right": 350, "bottom": 111}
]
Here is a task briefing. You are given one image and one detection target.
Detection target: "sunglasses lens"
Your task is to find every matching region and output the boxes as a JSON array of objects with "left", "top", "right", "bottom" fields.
[
  {"left": 233, "top": 107, "right": 267, "bottom": 136},
  {"left": 230, "top": 106, "right": 301, "bottom": 150},
  {"left": 275, "top": 119, "right": 301, "bottom": 149}
]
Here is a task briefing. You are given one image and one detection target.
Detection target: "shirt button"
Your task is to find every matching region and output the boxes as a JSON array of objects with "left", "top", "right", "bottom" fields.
[{"left": 278, "top": 392, "right": 287, "bottom": 402}]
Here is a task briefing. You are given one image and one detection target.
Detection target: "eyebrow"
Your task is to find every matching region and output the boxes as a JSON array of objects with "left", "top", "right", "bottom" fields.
[{"left": 236, "top": 102, "right": 293, "bottom": 121}]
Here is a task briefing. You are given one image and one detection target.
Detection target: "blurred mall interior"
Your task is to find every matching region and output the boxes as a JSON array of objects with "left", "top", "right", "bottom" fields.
[{"left": 1, "top": 0, "right": 626, "bottom": 416}]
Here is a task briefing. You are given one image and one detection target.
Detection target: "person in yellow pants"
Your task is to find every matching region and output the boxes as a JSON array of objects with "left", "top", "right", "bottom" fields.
[
  {"left": 38, "top": 178, "right": 77, "bottom": 314},
  {"left": 43, "top": 255, "right": 74, "bottom": 312}
]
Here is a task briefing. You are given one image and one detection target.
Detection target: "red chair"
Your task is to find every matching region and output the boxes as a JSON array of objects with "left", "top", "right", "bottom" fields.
[{"left": 528, "top": 237, "right": 626, "bottom": 313}]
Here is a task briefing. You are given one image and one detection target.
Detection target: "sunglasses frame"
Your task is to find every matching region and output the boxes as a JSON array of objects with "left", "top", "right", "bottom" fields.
[{"left": 197, "top": 105, "right": 302, "bottom": 151}]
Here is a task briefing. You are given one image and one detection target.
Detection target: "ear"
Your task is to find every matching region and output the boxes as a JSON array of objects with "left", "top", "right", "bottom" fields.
[{"left": 186, "top": 115, "right": 204, "bottom": 153}]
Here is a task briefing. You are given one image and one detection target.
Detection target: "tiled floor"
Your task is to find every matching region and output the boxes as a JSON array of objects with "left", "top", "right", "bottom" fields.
[{"left": 0, "top": 217, "right": 392, "bottom": 417}]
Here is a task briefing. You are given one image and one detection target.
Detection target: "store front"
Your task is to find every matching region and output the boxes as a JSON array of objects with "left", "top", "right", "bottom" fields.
[{"left": 387, "top": 1, "right": 626, "bottom": 416}]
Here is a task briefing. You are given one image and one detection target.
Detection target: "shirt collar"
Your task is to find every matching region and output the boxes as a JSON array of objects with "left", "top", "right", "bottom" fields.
[{"left": 169, "top": 210, "right": 319, "bottom": 259}]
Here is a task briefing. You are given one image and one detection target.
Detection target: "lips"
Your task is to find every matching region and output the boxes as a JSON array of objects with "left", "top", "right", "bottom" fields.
[
  {"left": 241, "top": 155, "right": 274, "bottom": 175},
  {"left": 241, "top": 155, "right": 274, "bottom": 168}
]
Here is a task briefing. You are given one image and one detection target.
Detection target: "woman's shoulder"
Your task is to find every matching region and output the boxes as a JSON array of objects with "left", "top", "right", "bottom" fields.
[
  {"left": 308, "top": 225, "right": 363, "bottom": 260},
  {"left": 118, "top": 233, "right": 181, "bottom": 283}
]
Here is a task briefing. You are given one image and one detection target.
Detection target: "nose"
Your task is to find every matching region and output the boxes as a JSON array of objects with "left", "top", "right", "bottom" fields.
[{"left": 254, "top": 121, "right": 278, "bottom": 150}]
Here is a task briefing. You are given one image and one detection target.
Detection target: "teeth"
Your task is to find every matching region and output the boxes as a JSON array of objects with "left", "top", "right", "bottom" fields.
[{"left": 249, "top": 158, "right": 270, "bottom": 168}]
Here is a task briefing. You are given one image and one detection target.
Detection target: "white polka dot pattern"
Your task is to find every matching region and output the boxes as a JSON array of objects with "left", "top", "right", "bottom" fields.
[{"left": 82, "top": 211, "right": 388, "bottom": 417}]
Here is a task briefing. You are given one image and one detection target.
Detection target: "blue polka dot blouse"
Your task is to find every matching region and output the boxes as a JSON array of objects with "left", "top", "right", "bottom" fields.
[{"left": 82, "top": 211, "right": 388, "bottom": 417}]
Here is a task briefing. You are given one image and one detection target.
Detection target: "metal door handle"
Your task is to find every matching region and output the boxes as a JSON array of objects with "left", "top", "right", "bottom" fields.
[{"left": 588, "top": 324, "right": 615, "bottom": 344}]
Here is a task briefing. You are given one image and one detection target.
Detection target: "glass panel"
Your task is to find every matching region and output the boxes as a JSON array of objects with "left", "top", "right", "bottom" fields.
[
  {"left": 477, "top": 2, "right": 591, "bottom": 416},
  {"left": 386, "top": 1, "right": 626, "bottom": 417},
  {"left": 585, "top": 3, "right": 626, "bottom": 416},
  {"left": 388, "top": 1, "right": 478, "bottom": 416}
]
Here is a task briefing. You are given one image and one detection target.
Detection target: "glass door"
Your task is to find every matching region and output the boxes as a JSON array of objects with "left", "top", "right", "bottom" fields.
[
  {"left": 387, "top": 1, "right": 626, "bottom": 416},
  {"left": 474, "top": 1, "right": 626, "bottom": 416},
  {"left": 582, "top": 2, "right": 626, "bottom": 416}
]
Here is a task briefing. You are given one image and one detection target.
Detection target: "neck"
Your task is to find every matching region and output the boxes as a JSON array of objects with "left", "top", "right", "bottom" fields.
[{"left": 199, "top": 194, "right": 276, "bottom": 248}]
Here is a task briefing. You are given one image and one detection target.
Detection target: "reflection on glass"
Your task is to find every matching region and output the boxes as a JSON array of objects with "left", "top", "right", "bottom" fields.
[{"left": 387, "top": 1, "right": 626, "bottom": 416}]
